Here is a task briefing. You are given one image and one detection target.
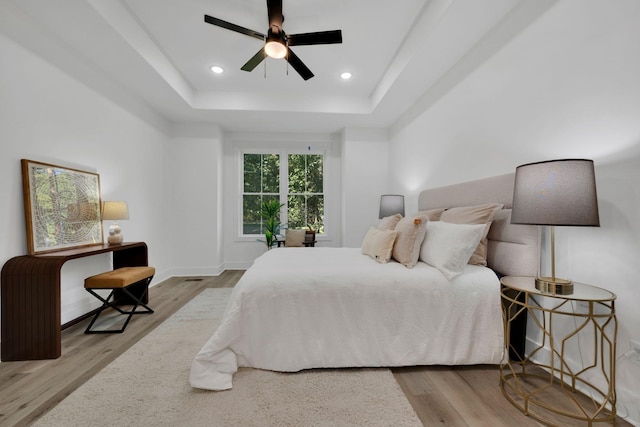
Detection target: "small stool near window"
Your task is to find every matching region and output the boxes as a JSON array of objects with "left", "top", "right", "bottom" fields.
[{"left": 83, "top": 266, "right": 155, "bottom": 334}]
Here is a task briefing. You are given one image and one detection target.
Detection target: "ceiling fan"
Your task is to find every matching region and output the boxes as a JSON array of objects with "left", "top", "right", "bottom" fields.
[{"left": 204, "top": 0, "right": 342, "bottom": 80}]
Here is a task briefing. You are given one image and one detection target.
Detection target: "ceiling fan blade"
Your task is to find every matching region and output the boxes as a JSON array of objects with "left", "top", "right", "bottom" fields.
[
  {"left": 267, "top": 0, "right": 284, "bottom": 28},
  {"left": 288, "top": 30, "right": 342, "bottom": 46},
  {"left": 286, "top": 48, "right": 314, "bottom": 80},
  {"left": 204, "top": 15, "right": 265, "bottom": 40},
  {"left": 241, "top": 48, "right": 268, "bottom": 72}
]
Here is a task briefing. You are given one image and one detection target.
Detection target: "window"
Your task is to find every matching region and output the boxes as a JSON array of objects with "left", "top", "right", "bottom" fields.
[
  {"left": 287, "top": 154, "right": 324, "bottom": 232},
  {"left": 242, "top": 152, "right": 324, "bottom": 235},
  {"left": 242, "top": 153, "right": 279, "bottom": 235}
]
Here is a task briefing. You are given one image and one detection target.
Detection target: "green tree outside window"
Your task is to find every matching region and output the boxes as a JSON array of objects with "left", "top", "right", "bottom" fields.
[
  {"left": 287, "top": 154, "right": 324, "bottom": 233},
  {"left": 242, "top": 154, "right": 279, "bottom": 234},
  {"left": 242, "top": 152, "right": 324, "bottom": 236}
]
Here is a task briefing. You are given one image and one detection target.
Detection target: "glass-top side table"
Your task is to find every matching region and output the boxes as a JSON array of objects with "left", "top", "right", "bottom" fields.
[{"left": 500, "top": 276, "right": 617, "bottom": 426}]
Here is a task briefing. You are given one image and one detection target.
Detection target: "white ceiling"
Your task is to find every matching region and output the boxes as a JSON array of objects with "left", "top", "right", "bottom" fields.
[{"left": 1, "top": 0, "right": 556, "bottom": 133}]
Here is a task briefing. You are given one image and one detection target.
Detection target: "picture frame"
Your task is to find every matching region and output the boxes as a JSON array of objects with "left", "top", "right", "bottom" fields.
[{"left": 21, "top": 159, "right": 103, "bottom": 254}]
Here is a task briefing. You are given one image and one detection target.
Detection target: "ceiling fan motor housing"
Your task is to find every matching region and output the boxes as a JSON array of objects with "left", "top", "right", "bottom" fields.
[{"left": 265, "top": 29, "right": 287, "bottom": 58}]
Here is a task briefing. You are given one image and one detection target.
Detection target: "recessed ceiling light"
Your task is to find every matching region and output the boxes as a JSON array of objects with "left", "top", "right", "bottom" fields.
[
  {"left": 340, "top": 72, "right": 352, "bottom": 80},
  {"left": 211, "top": 66, "right": 224, "bottom": 74}
]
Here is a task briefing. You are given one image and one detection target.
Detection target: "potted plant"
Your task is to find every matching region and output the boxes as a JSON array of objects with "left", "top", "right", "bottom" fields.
[
  {"left": 260, "top": 199, "right": 285, "bottom": 250},
  {"left": 305, "top": 223, "right": 318, "bottom": 245}
]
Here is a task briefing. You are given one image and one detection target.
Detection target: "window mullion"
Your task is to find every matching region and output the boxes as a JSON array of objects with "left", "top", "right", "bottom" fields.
[{"left": 281, "top": 151, "right": 288, "bottom": 227}]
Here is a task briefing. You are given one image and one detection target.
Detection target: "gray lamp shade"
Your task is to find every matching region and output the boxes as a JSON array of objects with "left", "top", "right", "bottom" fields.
[
  {"left": 379, "top": 194, "right": 405, "bottom": 219},
  {"left": 511, "top": 159, "right": 599, "bottom": 226}
]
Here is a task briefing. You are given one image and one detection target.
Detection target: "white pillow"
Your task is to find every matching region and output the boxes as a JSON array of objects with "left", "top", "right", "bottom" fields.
[{"left": 419, "top": 221, "right": 487, "bottom": 280}]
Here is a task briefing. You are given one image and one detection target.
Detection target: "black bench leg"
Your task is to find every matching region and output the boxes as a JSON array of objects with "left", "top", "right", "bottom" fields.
[{"left": 84, "top": 277, "right": 154, "bottom": 334}]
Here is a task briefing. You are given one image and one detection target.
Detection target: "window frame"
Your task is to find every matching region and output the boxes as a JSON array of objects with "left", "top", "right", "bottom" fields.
[
  {"left": 239, "top": 147, "right": 327, "bottom": 239},
  {"left": 286, "top": 153, "right": 325, "bottom": 233}
]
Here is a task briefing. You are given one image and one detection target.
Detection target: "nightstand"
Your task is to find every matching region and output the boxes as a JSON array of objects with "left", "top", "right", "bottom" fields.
[{"left": 499, "top": 276, "right": 617, "bottom": 426}]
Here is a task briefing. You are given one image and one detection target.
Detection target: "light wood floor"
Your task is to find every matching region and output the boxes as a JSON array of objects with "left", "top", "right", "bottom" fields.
[{"left": 0, "top": 271, "right": 630, "bottom": 427}]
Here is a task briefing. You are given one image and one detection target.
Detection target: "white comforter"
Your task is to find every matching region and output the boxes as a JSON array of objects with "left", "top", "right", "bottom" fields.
[{"left": 190, "top": 247, "right": 504, "bottom": 390}]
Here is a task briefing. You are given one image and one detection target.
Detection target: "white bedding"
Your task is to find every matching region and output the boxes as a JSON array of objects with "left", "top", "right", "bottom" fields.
[{"left": 190, "top": 247, "right": 504, "bottom": 390}]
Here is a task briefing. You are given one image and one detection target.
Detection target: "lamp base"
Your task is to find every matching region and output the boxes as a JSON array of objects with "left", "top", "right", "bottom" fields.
[
  {"left": 107, "top": 223, "right": 123, "bottom": 245},
  {"left": 107, "top": 234, "right": 123, "bottom": 245},
  {"left": 535, "top": 276, "right": 573, "bottom": 295}
]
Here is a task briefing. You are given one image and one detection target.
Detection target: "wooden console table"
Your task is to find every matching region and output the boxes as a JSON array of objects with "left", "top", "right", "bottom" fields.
[{"left": 1, "top": 242, "right": 148, "bottom": 361}]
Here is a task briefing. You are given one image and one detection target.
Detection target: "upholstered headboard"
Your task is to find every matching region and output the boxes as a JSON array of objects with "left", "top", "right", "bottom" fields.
[{"left": 418, "top": 173, "right": 538, "bottom": 277}]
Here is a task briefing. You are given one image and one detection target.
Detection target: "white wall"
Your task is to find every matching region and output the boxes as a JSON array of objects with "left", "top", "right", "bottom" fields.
[
  {"left": 341, "top": 128, "right": 391, "bottom": 247},
  {"left": 0, "top": 33, "right": 171, "bottom": 323},
  {"left": 166, "top": 124, "right": 225, "bottom": 276},
  {"left": 388, "top": 1, "right": 640, "bottom": 423}
]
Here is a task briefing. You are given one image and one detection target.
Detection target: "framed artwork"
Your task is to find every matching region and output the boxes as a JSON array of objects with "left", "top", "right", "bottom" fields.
[{"left": 21, "top": 159, "right": 103, "bottom": 254}]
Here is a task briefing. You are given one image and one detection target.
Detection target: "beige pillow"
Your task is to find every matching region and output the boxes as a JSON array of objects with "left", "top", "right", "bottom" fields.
[
  {"left": 392, "top": 215, "right": 428, "bottom": 268},
  {"left": 377, "top": 213, "right": 402, "bottom": 231},
  {"left": 417, "top": 208, "right": 445, "bottom": 221},
  {"left": 362, "top": 227, "right": 398, "bottom": 263},
  {"left": 285, "top": 229, "right": 306, "bottom": 247},
  {"left": 440, "top": 203, "right": 503, "bottom": 266}
]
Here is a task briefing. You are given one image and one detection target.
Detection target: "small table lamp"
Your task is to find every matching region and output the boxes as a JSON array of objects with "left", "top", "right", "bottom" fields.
[
  {"left": 102, "top": 201, "right": 129, "bottom": 245},
  {"left": 511, "top": 159, "right": 600, "bottom": 295},
  {"left": 379, "top": 194, "right": 405, "bottom": 219}
]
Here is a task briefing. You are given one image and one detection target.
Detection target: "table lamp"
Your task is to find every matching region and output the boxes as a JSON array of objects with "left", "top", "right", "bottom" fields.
[
  {"left": 102, "top": 201, "right": 129, "bottom": 244},
  {"left": 511, "top": 159, "right": 600, "bottom": 295},
  {"left": 379, "top": 194, "right": 405, "bottom": 219}
]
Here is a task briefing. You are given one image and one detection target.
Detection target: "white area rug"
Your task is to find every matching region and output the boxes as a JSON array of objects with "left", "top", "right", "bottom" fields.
[{"left": 35, "top": 288, "right": 422, "bottom": 426}]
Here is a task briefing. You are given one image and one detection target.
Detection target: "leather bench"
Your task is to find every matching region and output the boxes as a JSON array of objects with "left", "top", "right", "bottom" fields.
[{"left": 84, "top": 266, "right": 155, "bottom": 334}]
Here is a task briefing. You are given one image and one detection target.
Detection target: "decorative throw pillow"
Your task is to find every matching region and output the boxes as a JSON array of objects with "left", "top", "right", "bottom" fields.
[
  {"left": 392, "top": 215, "right": 428, "bottom": 268},
  {"left": 285, "top": 229, "right": 306, "bottom": 247},
  {"left": 417, "top": 208, "right": 445, "bottom": 221},
  {"left": 440, "top": 203, "right": 503, "bottom": 266},
  {"left": 362, "top": 227, "right": 398, "bottom": 263},
  {"left": 419, "top": 221, "right": 487, "bottom": 280},
  {"left": 377, "top": 213, "right": 402, "bottom": 231}
]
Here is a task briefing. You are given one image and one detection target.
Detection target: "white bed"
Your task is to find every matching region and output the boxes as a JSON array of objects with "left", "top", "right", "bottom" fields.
[{"left": 190, "top": 173, "right": 538, "bottom": 391}]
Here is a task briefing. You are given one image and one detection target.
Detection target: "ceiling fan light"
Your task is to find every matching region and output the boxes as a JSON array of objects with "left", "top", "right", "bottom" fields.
[{"left": 265, "top": 40, "right": 287, "bottom": 59}]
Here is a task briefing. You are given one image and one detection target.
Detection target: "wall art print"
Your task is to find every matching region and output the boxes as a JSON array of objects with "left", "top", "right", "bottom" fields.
[{"left": 21, "top": 159, "right": 103, "bottom": 254}]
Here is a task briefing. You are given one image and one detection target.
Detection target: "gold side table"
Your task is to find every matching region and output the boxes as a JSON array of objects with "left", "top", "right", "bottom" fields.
[{"left": 500, "top": 276, "right": 617, "bottom": 426}]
